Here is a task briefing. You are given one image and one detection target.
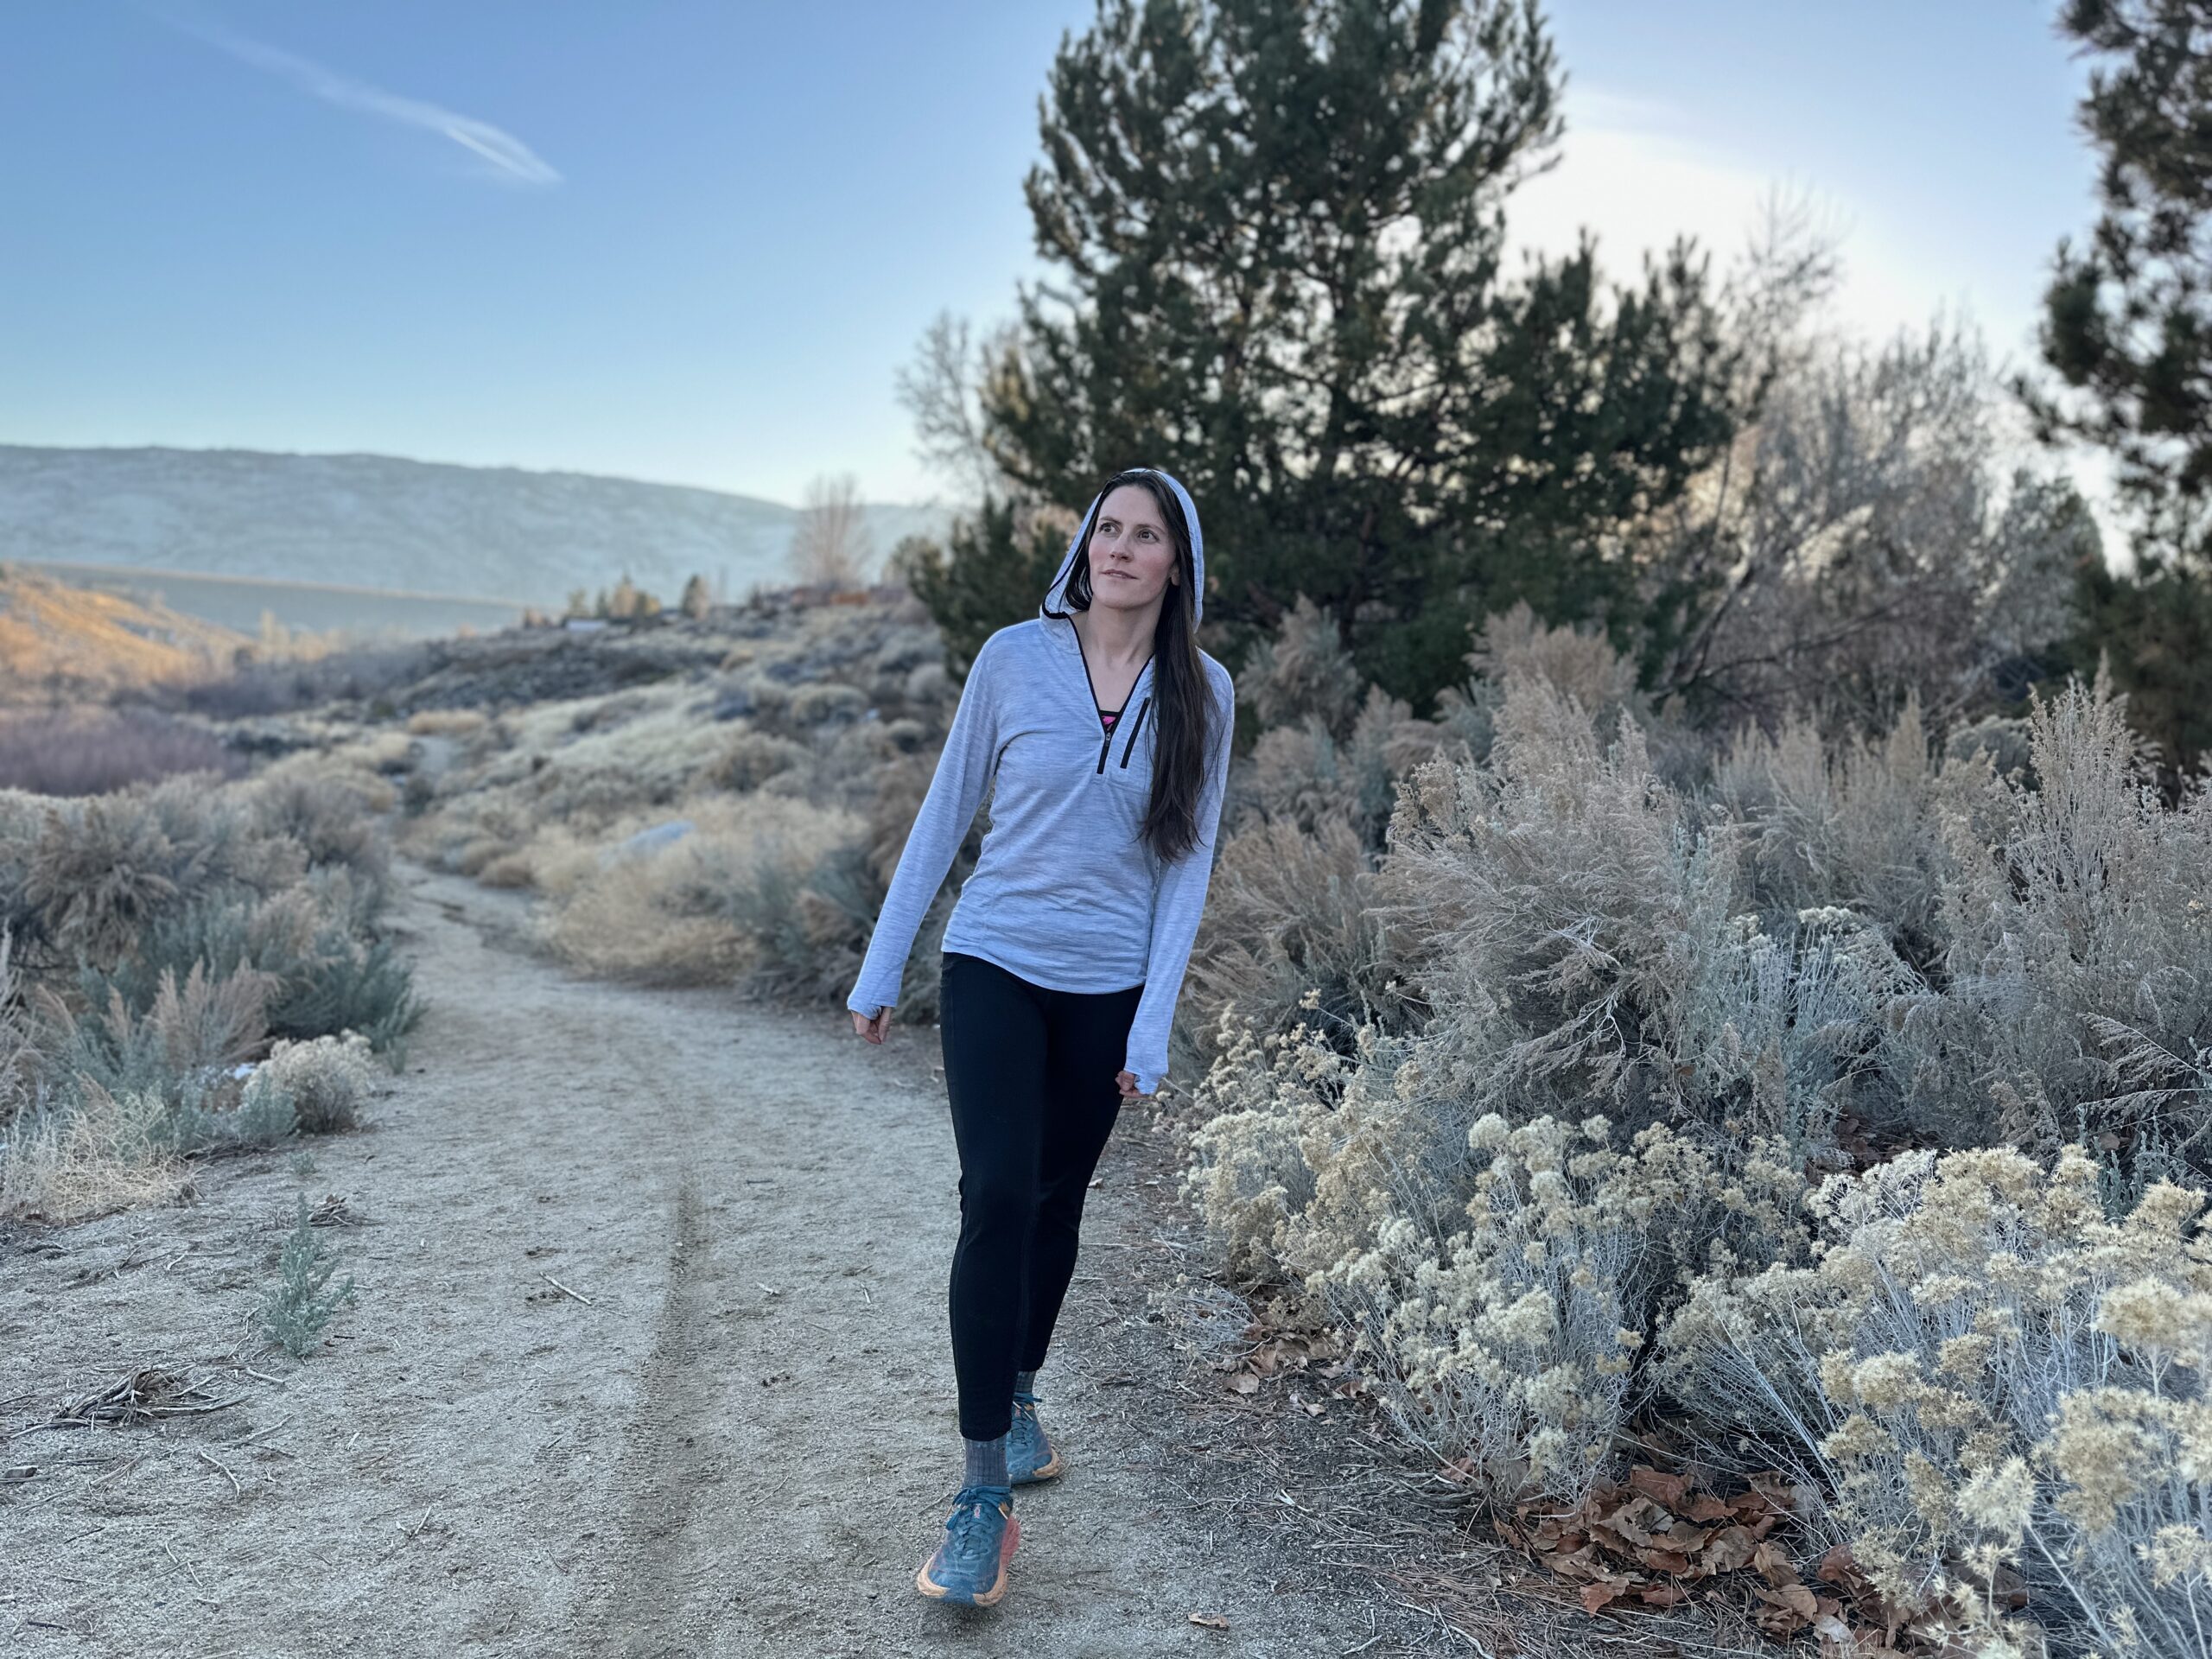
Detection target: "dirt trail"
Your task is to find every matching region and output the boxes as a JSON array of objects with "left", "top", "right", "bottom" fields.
[{"left": 2, "top": 862, "right": 1483, "bottom": 1657}]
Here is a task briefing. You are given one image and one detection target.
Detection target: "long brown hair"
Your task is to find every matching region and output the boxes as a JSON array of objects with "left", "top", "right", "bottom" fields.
[{"left": 1052, "top": 468, "right": 1217, "bottom": 864}]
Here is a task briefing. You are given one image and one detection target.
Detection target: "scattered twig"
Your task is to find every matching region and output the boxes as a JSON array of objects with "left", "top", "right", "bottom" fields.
[
  {"left": 86, "top": 1455, "right": 143, "bottom": 1489},
  {"left": 194, "top": 1447, "right": 243, "bottom": 1500},
  {"left": 541, "top": 1274, "right": 592, "bottom": 1306}
]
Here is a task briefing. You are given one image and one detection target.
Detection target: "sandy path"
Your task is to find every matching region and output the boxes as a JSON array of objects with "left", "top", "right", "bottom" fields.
[{"left": 1, "top": 861, "right": 1475, "bottom": 1657}]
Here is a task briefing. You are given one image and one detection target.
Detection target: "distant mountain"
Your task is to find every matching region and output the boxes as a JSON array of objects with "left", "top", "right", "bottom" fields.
[{"left": 0, "top": 446, "right": 954, "bottom": 612}]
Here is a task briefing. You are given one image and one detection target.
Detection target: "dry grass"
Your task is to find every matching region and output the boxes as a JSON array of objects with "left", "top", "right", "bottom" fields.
[
  {"left": 0, "top": 1081, "right": 192, "bottom": 1225},
  {"left": 529, "top": 794, "right": 866, "bottom": 986},
  {"left": 404, "top": 709, "right": 487, "bottom": 738}
]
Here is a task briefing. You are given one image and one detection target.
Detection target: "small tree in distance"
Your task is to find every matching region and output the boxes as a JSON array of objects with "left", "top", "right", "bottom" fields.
[
  {"left": 678, "top": 574, "right": 713, "bottom": 619},
  {"left": 787, "top": 473, "right": 874, "bottom": 590}
]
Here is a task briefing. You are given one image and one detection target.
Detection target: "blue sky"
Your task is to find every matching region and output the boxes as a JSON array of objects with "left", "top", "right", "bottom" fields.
[{"left": 0, "top": 2, "right": 2099, "bottom": 509}]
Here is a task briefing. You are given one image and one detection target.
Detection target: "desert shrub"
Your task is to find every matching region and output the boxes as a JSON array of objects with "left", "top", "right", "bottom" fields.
[
  {"left": 1241, "top": 684, "right": 1460, "bottom": 853},
  {"left": 163, "top": 640, "right": 434, "bottom": 719},
  {"left": 533, "top": 795, "right": 866, "bottom": 988},
  {"left": 1183, "top": 817, "right": 1404, "bottom": 1071},
  {"left": 10, "top": 780, "right": 322, "bottom": 971},
  {"left": 92, "top": 870, "right": 417, "bottom": 1057},
  {"left": 1471, "top": 601, "right": 1649, "bottom": 731},
  {"left": 786, "top": 682, "right": 868, "bottom": 727},
  {"left": 1377, "top": 677, "right": 1870, "bottom": 1160},
  {"left": 246, "top": 773, "right": 391, "bottom": 913},
  {"left": 721, "top": 837, "right": 879, "bottom": 1001},
  {"left": 58, "top": 961, "right": 272, "bottom": 1099},
  {"left": 1904, "top": 671, "right": 2212, "bottom": 1183},
  {"left": 1712, "top": 690, "right": 1954, "bottom": 972},
  {"left": 1658, "top": 1145, "right": 2211, "bottom": 1656},
  {"left": 1243, "top": 594, "right": 1365, "bottom": 737},
  {"left": 0, "top": 708, "right": 244, "bottom": 797},
  {"left": 246, "top": 1032, "right": 378, "bottom": 1134},
  {"left": 141, "top": 774, "right": 311, "bottom": 899},
  {"left": 47, "top": 961, "right": 278, "bottom": 1152},
  {"left": 1185, "top": 1001, "right": 1808, "bottom": 1504},
  {"left": 261, "top": 931, "right": 419, "bottom": 1061},
  {"left": 257, "top": 1194, "right": 357, "bottom": 1359},
  {"left": 20, "top": 794, "right": 188, "bottom": 965},
  {"left": 707, "top": 729, "right": 808, "bottom": 792}
]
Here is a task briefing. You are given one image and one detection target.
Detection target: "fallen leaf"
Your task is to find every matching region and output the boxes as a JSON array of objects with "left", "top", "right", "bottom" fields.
[
  {"left": 1638, "top": 1581, "right": 1688, "bottom": 1608},
  {"left": 1759, "top": 1583, "right": 1818, "bottom": 1619},
  {"left": 1595, "top": 1495, "right": 1669, "bottom": 1549},
  {"left": 1629, "top": 1466, "right": 1689, "bottom": 1510},
  {"left": 1700, "top": 1525, "right": 1758, "bottom": 1574},
  {"left": 1579, "top": 1580, "right": 1636, "bottom": 1614},
  {"left": 1188, "top": 1611, "right": 1230, "bottom": 1630},
  {"left": 1228, "top": 1373, "right": 1259, "bottom": 1395},
  {"left": 1752, "top": 1541, "right": 1798, "bottom": 1587}
]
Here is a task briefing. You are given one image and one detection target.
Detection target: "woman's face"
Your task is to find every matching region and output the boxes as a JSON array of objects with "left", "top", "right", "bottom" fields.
[{"left": 1087, "top": 483, "right": 1180, "bottom": 614}]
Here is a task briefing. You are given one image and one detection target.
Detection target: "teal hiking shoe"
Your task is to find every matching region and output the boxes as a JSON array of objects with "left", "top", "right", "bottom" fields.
[
  {"left": 914, "top": 1483, "right": 1020, "bottom": 1607},
  {"left": 1007, "top": 1390, "right": 1064, "bottom": 1484}
]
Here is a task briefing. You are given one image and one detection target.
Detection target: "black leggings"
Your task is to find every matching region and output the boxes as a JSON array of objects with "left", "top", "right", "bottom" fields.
[{"left": 938, "top": 949, "right": 1144, "bottom": 1441}]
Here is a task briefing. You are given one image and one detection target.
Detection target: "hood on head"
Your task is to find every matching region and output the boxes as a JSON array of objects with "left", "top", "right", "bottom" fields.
[{"left": 1039, "top": 467, "right": 1205, "bottom": 627}]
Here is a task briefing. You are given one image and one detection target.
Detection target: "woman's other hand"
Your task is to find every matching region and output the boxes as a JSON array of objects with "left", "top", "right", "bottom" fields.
[
  {"left": 1116, "top": 1069, "right": 1148, "bottom": 1102},
  {"left": 851, "top": 1007, "right": 893, "bottom": 1044}
]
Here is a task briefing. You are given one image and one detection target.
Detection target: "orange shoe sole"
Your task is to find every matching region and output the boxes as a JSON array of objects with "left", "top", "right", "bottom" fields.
[
  {"left": 1014, "top": 1441, "right": 1064, "bottom": 1482},
  {"left": 915, "top": 1513, "right": 1020, "bottom": 1606}
]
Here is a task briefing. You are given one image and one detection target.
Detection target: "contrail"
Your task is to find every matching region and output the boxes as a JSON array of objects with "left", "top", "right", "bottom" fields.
[{"left": 170, "top": 15, "right": 561, "bottom": 187}]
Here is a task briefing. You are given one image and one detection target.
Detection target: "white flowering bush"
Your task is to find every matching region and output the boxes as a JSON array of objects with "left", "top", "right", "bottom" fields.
[
  {"left": 1186, "top": 993, "right": 1808, "bottom": 1504},
  {"left": 1657, "top": 1145, "right": 2212, "bottom": 1656}
]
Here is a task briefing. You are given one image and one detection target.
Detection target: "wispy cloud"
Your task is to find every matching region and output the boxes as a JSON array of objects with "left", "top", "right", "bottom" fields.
[{"left": 168, "top": 13, "right": 561, "bottom": 187}]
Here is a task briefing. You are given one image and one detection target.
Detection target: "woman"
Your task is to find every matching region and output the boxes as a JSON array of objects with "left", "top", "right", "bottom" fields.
[{"left": 845, "top": 465, "right": 1235, "bottom": 1609}]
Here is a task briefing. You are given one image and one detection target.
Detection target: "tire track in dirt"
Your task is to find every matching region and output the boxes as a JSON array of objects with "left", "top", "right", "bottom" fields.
[{"left": 575, "top": 1168, "right": 732, "bottom": 1656}]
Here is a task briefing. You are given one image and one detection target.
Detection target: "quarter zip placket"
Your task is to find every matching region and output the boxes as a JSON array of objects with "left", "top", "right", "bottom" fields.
[{"left": 1070, "top": 620, "right": 1153, "bottom": 778}]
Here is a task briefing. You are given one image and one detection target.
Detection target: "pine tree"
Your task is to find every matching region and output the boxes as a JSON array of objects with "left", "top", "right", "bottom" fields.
[
  {"left": 679, "top": 573, "right": 713, "bottom": 620},
  {"left": 2015, "top": 0, "right": 2212, "bottom": 779},
  {"left": 973, "top": 0, "right": 1744, "bottom": 711},
  {"left": 2019, "top": 0, "right": 2212, "bottom": 570}
]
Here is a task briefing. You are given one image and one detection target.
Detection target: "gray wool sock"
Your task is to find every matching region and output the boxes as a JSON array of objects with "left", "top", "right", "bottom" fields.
[
  {"left": 963, "top": 1433, "right": 1009, "bottom": 1493},
  {"left": 1013, "top": 1369, "right": 1039, "bottom": 1398}
]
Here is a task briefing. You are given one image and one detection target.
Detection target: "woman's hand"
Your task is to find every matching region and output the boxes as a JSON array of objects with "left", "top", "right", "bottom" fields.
[
  {"left": 1116, "top": 1069, "right": 1148, "bottom": 1102},
  {"left": 851, "top": 1006, "right": 893, "bottom": 1044}
]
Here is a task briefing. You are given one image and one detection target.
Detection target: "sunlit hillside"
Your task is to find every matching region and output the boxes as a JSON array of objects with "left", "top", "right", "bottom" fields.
[{"left": 0, "top": 561, "right": 248, "bottom": 701}]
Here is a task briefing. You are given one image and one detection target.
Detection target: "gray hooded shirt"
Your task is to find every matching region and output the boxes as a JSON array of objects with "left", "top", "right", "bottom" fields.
[{"left": 845, "top": 467, "right": 1235, "bottom": 1095}]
